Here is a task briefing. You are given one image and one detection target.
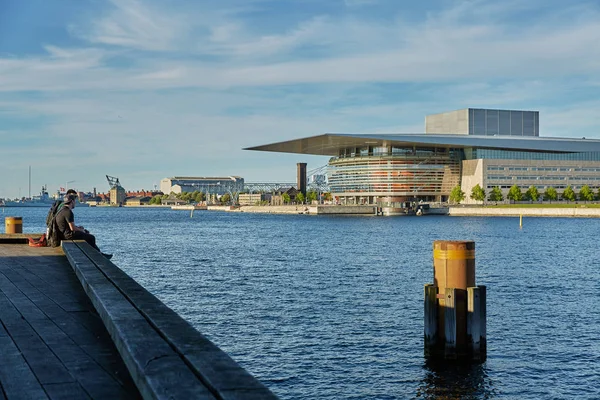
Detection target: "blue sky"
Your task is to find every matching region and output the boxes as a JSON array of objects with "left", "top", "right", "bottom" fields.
[{"left": 1, "top": 0, "right": 599, "bottom": 198}]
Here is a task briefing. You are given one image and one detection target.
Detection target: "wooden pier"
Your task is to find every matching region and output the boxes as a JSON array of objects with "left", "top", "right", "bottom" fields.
[{"left": 0, "top": 234, "right": 277, "bottom": 400}]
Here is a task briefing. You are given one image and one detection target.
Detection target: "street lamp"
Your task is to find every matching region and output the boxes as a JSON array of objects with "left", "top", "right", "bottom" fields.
[{"left": 66, "top": 180, "right": 76, "bottom": 193}]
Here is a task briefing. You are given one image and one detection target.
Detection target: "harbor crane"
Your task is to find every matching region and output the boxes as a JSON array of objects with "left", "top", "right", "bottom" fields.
[{"left": 106, "top": 175, "right": 123, "bottom": 189}]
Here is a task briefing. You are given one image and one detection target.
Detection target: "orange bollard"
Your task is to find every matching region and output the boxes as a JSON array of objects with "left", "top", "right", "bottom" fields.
[
  {"left": 433, "top": 240, "right": 475, "bottom": 293},
  {"left": 425, "top": 240, "right": 485, "bottom": 362},
  {"left": 5, "top": 216, "right": 23, "bottom": 234}
]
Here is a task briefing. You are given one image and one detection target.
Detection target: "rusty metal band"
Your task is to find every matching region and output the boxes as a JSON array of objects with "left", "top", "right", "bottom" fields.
[{"left": 433, "top": 249, "right": 475, "bottom": 260}]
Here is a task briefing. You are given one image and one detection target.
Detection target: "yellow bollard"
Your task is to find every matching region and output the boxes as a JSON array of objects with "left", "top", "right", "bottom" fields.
[
  {"left": 5, "top": 216, "right": 23, "bottom": 234},
  {"left": 520, "top": 214, "right": 523, "bottom": 229}
]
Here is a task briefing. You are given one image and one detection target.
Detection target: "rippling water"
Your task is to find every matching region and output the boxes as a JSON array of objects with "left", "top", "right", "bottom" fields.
[{"left": 8, "top": 207, "right": 600, "bottom": 399}]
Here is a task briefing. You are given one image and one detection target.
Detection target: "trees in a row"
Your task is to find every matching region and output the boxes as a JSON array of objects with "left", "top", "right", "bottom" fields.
[
  {"left": 282, "top": 190, "right": 321, "bottom": 204},
  {"left": 448, "top": 184, "right": 600, "bottom": 204},
  {"left": 149, "top": 190, "right": 208, "bottom": 205}
]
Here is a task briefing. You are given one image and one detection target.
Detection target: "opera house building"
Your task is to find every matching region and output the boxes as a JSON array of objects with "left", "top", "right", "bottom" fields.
[{"left": 246, "top": 108, "right": 600, "bottom": 205}]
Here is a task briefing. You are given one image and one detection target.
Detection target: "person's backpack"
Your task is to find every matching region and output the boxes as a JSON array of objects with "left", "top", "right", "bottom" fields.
[
  {"left": 46, "top": 207, "right": 64, "bottom": 248},
  {"left": 46, "top": 200, "right": 63, "bottom": 229},
  {"left": 47, "top": 218, "right": 62, "bottom": 248}
]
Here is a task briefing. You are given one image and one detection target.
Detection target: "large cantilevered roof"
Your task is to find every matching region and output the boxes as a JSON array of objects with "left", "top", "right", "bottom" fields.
[{"left": 244, "top": 133, "right": 600, "bottom": 156}]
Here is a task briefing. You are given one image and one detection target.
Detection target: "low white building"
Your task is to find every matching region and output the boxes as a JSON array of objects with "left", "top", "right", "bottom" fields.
[{"left": 160, "top": 176, "right": 244, "bottom": 196}]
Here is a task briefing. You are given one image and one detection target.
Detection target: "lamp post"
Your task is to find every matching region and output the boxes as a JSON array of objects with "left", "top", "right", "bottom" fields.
[{"left": 66, "top": 180, "right": 76, "bottom": 193}]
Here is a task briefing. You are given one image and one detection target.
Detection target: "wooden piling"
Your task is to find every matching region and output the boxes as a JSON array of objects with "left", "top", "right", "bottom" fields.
[
  {"left": 425, "top": 240, "right": 486, "bottom": 362},
  {"left": 467, "top": 286, "right": 487, "bottom": 362},
  {"left": 444, "top": 288, "right": 467, "bottom": 359},
  {"left": 424, "top": 284, "right": 438, "bottom": 357}
]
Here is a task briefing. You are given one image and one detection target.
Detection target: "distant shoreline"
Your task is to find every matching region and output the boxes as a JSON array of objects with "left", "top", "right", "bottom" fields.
[{"left": 49, "top": 203, "right": 600, "bottom": 217}]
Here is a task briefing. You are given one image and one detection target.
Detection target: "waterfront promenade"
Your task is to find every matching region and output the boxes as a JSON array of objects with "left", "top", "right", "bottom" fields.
[
  {"left": 0, "top": 236, "right": 140, "bottom": 399},
  {"left": 449, "top": 205, "right": 600, "bottom": 217},
  {"left": 0, "top": 234, "right": 277, "bottom": 400},
  {"left": 202, "top": 204, "right": 600, "bottom": 217}
]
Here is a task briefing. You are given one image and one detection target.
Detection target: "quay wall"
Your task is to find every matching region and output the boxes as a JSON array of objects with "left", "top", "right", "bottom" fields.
[
  {"left": 449, "top": 207, "right": 600, "bottom": 218},
  {"left": 62, "top": 240, "right": 278, "bottom": 399},
  {"left": 229, "top": 205, "right": 377, "bottom": 215}
]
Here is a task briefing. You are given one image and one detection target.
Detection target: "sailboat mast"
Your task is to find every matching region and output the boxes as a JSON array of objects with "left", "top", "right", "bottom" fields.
[{"left": 29, "top": 165, "right": 31, "bottom": 199}]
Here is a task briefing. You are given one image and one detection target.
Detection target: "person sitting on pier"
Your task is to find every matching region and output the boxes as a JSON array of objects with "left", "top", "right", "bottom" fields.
[{"left": 55, "top": 194, "right": 112, "bottom": 259}]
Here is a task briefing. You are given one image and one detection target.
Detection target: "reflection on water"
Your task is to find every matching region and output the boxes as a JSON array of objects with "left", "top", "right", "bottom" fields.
[{"left": 416, "top": 360, "right": 496, "bottom": 399}]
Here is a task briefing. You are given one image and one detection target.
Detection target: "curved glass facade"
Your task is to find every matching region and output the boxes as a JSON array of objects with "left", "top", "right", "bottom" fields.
[{"left": 328, "top": 146, "right": 461, "bottom": 204}]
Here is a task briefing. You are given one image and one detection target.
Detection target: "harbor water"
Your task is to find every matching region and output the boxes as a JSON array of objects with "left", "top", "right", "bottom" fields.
[{"left": 7, "top": 207, "right": 600, "bottom": 399}]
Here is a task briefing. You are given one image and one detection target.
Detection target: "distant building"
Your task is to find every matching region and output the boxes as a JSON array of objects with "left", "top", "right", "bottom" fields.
[
  {"left": 309, "top": 174, "right": 327, "bottom": 185},
  {"left": 160, "top": 176, "right": 244, "bottom": 196},
  {"left": 271, "top": 187, "right": 298, "bottom": 205},
  {"left": 246, "top": 108, "right": 600, "bottom": 205},
  {"left": 238, "top": 193, "right": 271, "bottom": 205},
  {"left": 161, "top": 197, "right": 188, "bottom": 206},
  {"left": 109, "top": 186, "right": 126, "bottom": 206},
  {"left": 425, "top": 108, "right": 539, "bottom": 137},
  {"left": 125, "top": 196, "right": 152, "bottom": 206}
]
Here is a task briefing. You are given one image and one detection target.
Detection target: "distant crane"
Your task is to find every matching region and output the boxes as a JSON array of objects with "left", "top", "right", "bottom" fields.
[{"left": 106, "top": 175, "right": 123, "bottom": 189}]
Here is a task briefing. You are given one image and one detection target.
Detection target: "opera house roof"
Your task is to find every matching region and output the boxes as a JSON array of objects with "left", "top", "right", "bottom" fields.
[{"left": 245, "top": 133, "right": 600, "bottom": 156}]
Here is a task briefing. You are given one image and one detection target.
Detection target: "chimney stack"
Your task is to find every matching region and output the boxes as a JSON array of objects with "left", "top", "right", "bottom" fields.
[{"left": 297, "top": 163, "right": 307, "bottom": 195}]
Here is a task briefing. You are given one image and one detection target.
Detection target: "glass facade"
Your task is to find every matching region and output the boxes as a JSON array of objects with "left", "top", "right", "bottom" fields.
[
  {"left": 329, "top": 144, "right": 600, "bottom": 203},
  {"left": 468, "top": 109, "right": 539, "bottom": 136},
  {"left": 485, "top": 164, "right": 600, "bottom": 191},
  {"left": 328, "top": 146, "right": 461, "bottom": 203},
  {"left": 466, "top": 149, "right": 600, "bottom": 161}
]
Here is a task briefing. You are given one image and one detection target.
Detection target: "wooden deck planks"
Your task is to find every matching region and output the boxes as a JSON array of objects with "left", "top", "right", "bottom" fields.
[
  {"left": 0, "top": 321, "right": 48, "bottom": 400},
  {"left": 0, "top": 244, "right": 140, "bottom": 400}
]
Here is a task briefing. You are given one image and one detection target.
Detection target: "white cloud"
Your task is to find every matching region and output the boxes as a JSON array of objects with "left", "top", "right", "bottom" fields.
[
  {"left": 81, "top": 0, "right": 188, "bottom": 51},
  {"left": 1, "top": 1, "right": 598, "bottom": 92},
  {"left": 1, "top": 0, "right": 600, "bottom": 197}
]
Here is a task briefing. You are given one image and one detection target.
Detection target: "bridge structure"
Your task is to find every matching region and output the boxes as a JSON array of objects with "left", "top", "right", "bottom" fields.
[
  {"left": 244, "top": 165, "right": 331, "bottom": 193},
  {"left": 243, "top": 182, "right": 295, "bottom": 193}
]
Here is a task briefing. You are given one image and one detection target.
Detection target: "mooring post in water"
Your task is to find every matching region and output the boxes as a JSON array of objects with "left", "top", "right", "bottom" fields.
[
  {"left": 424, "top": 240, "right": 487, "bottom": 362},
  {"left": 5, "top": 216, "right": 23, "bottom": 234}
]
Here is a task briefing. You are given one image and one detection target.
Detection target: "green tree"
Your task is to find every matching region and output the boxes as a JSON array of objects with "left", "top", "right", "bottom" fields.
[
  {"left": 307, "top": 190, "right": 318, "bottom": 203},
  {"left": 449, "top": 185, "right": 465, "bottom": 204},
  {"left": 543, "top": 187, "right": 558, "bottom": 202},
  {"left": 296, "top": 192, "right": 305, "bottom": 204},
  {"left": 180, "top": 192, "right": 192, "bottom": 202},
  {"left": 323, "top": 192, "right": 333, "bottom": 202},
  {"left": 282, "top": 193, "right": 291, "bottom": 204},
  {"left": 194, "top": 191, "right": 205, "bottom": 203},
  {"left": 597, "top": 187, "right": 600, "bottom": 201},
  {"left": 488, "top": 186, "right": 504, "bottom": 202},
  {"left": 524, "top": 186, "right": 539, "bottom": 202},
  {"left": 220, "top": 193, "right": 231, "bottom": 204},
  {"left": 562, "top": 186, "right": 576, "bottom": 202},
  {"left": 507, "top": 185, "right": 523, "bottom": 202},
  {"left": 579, "top": 185, "right": 594, "bottom": 202},
  {"left": 149, "top": 195, "right": 162, "bottom": 205},
  {"left": 470, "top": 184, "right": 486, "bottom": 202}
]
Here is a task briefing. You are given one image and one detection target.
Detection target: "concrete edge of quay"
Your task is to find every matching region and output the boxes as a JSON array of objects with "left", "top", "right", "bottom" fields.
[
  {"left": 203, "top": 204, "right": 600, "bottom": 217},
  {"left": 61, "top": 240, "right": 279, "bottom": 400},
  {"left": 216, "top": 205, "right": 378, "bottom": 215},
  {"left": 448, "top": 206, "right": 600, "bottom": 217}
]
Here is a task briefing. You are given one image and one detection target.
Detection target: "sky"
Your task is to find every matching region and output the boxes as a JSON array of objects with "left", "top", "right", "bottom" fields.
[{"left": 1, "top": 0, "right": 599, "bottom": 199}]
